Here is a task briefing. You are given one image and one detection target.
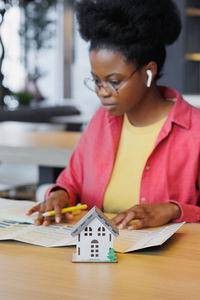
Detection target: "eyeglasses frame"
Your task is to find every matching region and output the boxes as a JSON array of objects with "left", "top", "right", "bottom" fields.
[{"left": 83, "top": 67, "right": 140, "bottom": 96}]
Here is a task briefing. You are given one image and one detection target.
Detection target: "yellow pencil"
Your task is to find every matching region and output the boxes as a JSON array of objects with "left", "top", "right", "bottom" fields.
[{"left": 42, "top": 204, "right": 87, "bottom": 217}]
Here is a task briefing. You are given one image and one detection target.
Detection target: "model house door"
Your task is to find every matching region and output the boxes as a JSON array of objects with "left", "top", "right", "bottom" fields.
[{"left": 90, "top": 240, "right": 99, "bottom": 258}]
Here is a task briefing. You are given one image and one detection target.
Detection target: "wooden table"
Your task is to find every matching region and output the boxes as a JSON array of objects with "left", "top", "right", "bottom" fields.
[
  {"left": 0, "top": 223, "right": 199, "bottom": 300},
  {"left": 51, "top": 114, "right": 92, "bottom": 132},
  {"left": 0, "top": 126, "right": 81, "bottom": 168},
  {"left": 0, "top": 125, "right": 81, "bottom": 184}
]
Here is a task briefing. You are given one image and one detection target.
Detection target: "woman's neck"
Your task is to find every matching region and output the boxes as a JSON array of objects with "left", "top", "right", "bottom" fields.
[{"left": 126, "top": 85, "right": 174, "bottom": 127}]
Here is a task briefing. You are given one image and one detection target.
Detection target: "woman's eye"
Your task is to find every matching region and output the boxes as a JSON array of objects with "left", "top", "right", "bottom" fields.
[
  {"left": 93, "top": 78, "right": 100, "bottom": 84},
  {"left": 110, "top": 81, "right": 120, "bottom": 87}
]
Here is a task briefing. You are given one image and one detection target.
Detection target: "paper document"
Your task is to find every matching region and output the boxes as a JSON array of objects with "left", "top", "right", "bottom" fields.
[
  {"left": 114, "top": 222, "right": 185, "bottom": 253},
  {"left": 0, "top": 220, "right": 75, "bottom": 247},
  {"left": 0, "top": 198, "right": 185, "bottom": 251},
  {"left": 0, "top": 198, "right": 37, "bottom": 224}
]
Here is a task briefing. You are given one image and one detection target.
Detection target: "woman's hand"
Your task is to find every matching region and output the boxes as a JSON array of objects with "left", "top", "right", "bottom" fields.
[
  {"left": 111, "top": 203, "right": 181, "bottom": 230},
  {"left": 27, "top": 189, "right": 71, "bottom": 226}
]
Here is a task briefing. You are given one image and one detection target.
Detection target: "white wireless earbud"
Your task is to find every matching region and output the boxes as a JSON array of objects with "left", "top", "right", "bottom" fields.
[{"left": 146, "top": 70, "right": 152, "bottom": 88}]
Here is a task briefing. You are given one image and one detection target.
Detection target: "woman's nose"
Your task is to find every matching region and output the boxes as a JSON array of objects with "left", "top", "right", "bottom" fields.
[{"left": 97, "top": 85, "right": 112, "bottom": 97}]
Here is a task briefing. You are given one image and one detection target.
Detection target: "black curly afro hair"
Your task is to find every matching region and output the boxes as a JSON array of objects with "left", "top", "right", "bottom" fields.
[{"left": 75, "top": 0, "right": 181, "bottom": 79}]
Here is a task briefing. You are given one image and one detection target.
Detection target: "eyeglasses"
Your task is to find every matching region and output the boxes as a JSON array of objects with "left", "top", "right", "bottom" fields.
[{"left": 83, "top": 67, "right": 139, "bottom": 96}]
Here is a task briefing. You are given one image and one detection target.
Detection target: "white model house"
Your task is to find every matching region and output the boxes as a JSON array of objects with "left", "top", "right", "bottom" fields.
[{"left": 71, "top": 206, "right": 119, "bottom": 262}]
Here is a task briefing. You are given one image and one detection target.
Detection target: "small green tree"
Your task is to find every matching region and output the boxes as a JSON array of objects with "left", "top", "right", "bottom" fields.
[{"left": 107, "top": 248, "right": 118, "bottom": 262}]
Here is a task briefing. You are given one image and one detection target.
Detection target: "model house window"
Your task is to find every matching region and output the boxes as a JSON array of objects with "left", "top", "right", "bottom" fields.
[
  {"left": 97, "top": 226, "right": 106, "bottom": 236},
  {"left": 84, "top": 227, "right": 92, "bottom": 236}
]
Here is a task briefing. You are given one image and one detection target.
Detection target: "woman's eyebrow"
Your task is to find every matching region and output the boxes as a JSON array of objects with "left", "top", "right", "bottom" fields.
[
  {"left": 91, "top": 71, "right": 121, "bottom": 78},
  {"left": 105, "top": 72, "right": 121, "bottom": 79}
]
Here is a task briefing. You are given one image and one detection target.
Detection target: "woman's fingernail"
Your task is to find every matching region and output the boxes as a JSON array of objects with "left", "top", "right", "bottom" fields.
[
  {"left": 118, "top": 224, "right": 124, "bottom": 229},
  {"left": 56, "top": 217, "right": 60, "bottom": 223}
]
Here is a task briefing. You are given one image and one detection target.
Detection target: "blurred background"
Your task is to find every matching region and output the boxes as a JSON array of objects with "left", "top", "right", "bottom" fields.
[
  {"left": 0, "top": 0, "right": 200, "bottom": 201},
  {"left": 0, "top": 0, "right": 99, "bottom": 115}
]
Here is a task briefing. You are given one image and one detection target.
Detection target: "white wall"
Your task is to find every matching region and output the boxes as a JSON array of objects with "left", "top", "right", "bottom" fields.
[
  {"left": 71, "top": 21, "right": 100, "bottom": 116},
  {"left": 183, "top": 95, "right": 200, "bottom": 108},
  {"left": 2, "top": 7, "right": 24, "bottom": 92}
]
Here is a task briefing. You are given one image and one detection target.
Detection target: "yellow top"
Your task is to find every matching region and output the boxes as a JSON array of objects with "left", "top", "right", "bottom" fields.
[{"left": 103, "top": 114, "right": 166, "bottom": 213}]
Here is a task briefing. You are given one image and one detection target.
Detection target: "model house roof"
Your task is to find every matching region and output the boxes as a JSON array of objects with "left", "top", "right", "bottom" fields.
[{"left": 71, "top": 206, "right": 119, "bottom": 237}]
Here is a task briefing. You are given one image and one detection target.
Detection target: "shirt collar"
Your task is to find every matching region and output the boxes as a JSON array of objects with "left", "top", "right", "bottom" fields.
[{"left": 158, "top": 86, "right": 191, "bottom": 131}]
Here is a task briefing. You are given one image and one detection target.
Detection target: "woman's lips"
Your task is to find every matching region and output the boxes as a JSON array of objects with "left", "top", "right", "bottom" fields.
[{"left": 101, "top": 103, "right": 117, "bottom": 110}]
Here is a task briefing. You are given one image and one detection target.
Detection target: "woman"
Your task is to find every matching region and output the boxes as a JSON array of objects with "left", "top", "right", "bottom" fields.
[{"left": 28, "top": 0, "right": 200, "bottom": 229}]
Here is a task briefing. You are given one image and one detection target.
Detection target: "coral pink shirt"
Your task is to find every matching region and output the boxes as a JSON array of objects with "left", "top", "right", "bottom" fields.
[{"left": 47, "top": 86, "right": 200, "bottom": 223}]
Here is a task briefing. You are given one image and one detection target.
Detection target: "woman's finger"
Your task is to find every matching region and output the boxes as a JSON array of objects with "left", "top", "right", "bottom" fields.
[
  {"left": 35, "top": 212, "right": 44, "bottom": 226},
  {"left": 54, "top": 203, "right": 63, "bottom": 223},
  {"left": 111, "top": 212, "right": 126, "bottom": 225},
  {"left": 34, "top": 201, "right": 47, "bottom": 225},
  {"left": 64, "top": 212, "right": 74, "bottom": 220},
  {"left": 27, "top": 203, "right": 41, "bottom": 216},
  {"left": 42, "top": 199, "right": 57, "bottom": 225},
  {"left": 128, "top": 219, "right": 146, "bottom": 230},
  {"left": 117, "top": 210, "right": 136, "bottom": 229},
  {"left": 43, "top": 216, "right": 52, "bottom": 226}
]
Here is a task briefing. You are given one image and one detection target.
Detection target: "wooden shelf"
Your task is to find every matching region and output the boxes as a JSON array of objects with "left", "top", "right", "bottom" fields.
[
  {"left": 186, "top": 8, "right": 200, "bottom": 17},
  {"left": 185, "top": 53, "right": 200, "bottom": 62}
]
